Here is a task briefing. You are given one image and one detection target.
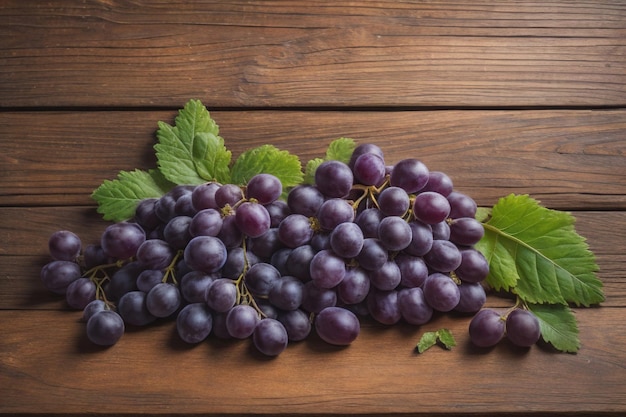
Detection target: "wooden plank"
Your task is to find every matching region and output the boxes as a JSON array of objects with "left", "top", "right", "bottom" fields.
[
  {"left": 1, "top": 307, "right": 624, "bottom": 415},
  {"left": 2, "top": 109, "right": 625, "bottom": 210},
  {"left": 1, "top": 1, "right": 625, "bottom": 108},
  {"left": 1, "top": 208, "right": 623, "bottom": 309}
]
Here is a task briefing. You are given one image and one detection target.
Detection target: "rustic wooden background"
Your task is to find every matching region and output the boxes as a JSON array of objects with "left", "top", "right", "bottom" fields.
[{"left": 1, "top": 1, "right": 625, "bottom": 416}]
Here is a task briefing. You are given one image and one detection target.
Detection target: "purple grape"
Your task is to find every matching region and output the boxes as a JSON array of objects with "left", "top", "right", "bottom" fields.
[
  {"left": 83, "top": 244, "right": 109, "bottom": 270},
  {"left": 455, "top": 248, "right": 490, "bottom": 283},
  {"left": 205, "top": 278, "right": 238, "bottom": 313},
  {"left": 117, "top": 291, "right": 157, "bottom": 326},
  {"left": 336, "top": 267, "right": 370, "bottom": 305},
  {"left": 48, "top": 230, "right": 82, "bottom": 261},
  {"left": 217, "top": 214, "right": 243, "bottom": 249},
  {"left": 278, "top": 213, "right": 314, "bottom": 248},
  {"left": 421, "top": 171, "right": 454, "bottom": 196},
  {"left": 253, "top": 318, "right": 289, "bottom": 356},
  {"left": 366, "top": 289, "right": 401, "bottom": 325},
  {"left": 398, "top": 287, "right": 433, "bottom": 325},
  {"left": 100, "top": 222, "right": 146, "bottom": 260},
  {"left": 189, "top": 208, "right": 223, "bottom": 237},
  {"left": 86, "top": 310, "right": 124, "bottom": 346},
  {"left": 431, "top": 220, "right": 451, "bottom": 241},
  {"left": 285, "top": 245, "right": 315, "bottom": 281},
  {"left": 378, "top": 186, "right": 410, "bottom": 217},
  {"left": 423, "top": 239, "right": 462, "bottom": 273},
  {"left": 353, "top": 153, "right": 386, "bottom": 186},
  {"left": 449, "top": 217, "right": 485, "bottom": 246},
  {"left": 389, "top": 159, "right": 429, "bottom": 193},
  {"left": 301, "top": 281, "right": 337, "bottom": 313},
  {"left": 348, "top": 143, "right": 384, "bottom": 170},
  {"left": 330, "top": 222, "right": 364, "bottom": 258},
  {"left": 137, "top": 269, "right": 166, "bottom": 295},
  {"left": 65, "top": 277, "right": 96, "bottom": 310},
  {"left": 246, "top": 173, "right": 282, "bottom": 205},
  {"left": 413, "top": 191, "right": 451, "bottom": 225},
  {"left": 176, "top": 303, "right": 213, "bottom": 344},
  {"left": 368, "top": 261, "right": 401, "bottom": 291},
  {"left": 163, "top": 216, "right": 193, "bottom": 250},
  {"left": 215, "top": 183, "right": 243, "bottom": 208},
  {"left": 249, "top": 228, "right": 284, "bottom": 260},
  {"left": 395, "top": 253, "right": 428, "bottom": 288},
  {"left": 269, "top": 276, "right": 305, "bottom": 311},
  {"left": 317, "top": 198, "right": 355, "bottom": 231},
  {"left": 82, "top": 299, "right": 106, "bottom": 322},
  {"left": 404, "top": 220, "right": 433, "bottom": 257},
  {"left": 235, "top": 201, "right": 271, "bottom": 238},
  {"left": 277, "top": 309, "right": 312, "bottom": 342},
  {"left": 245, "top": 262, "right": 281, "bottom": 297},
  {"left": 136, "top": 238, "right": 175, "bottom": 270},
  {"left": 183, "top": 236, "right": 227, "bottom": 273},
  {"left": 191, "top": 182, "right": 221, "bottom": 211},
  {"left": 447, "top": 191, "right": 477, "bottom": 219},
  {"left": 469, "top": 309, "right": 505, "bottom": 347},
  {"left": 146, "top": 283, "right": 182, "bottom": 318},
  {"left": 105, "top": 261, "right": 143, "bottom": 301},
  {"left": 226, "top": 304, "right": 260, "bottom": 339},
  {"left": 377, "top": 216, "right": 412, "bottom": 251},
  {"left": 40, "top": 260, "right": 81, "bottom": 295},
  {"left": 355, "top": 238, "right": 388, "bottom": 271},
  {"left": 454, "top": 282, "right": 487, "bottom": 314},
  {"left": 422, "top": 273, "right": 461, "bottom": 312},
  {"left": 287, "top": 185, "right": 324, "bottom": 217},
  {"left": 310, "top": 249, "right": 346, "bottom": 289},
  {"left": 505, "top": 309, "right": 541, "bottom": 347},
  {"left": 179, "top": 270, "right": 216, "bottom": 303},
  {"left": 315, "top": 160, "right": 354, "bottom": 198},
  {"left": 315, "top": 306, "right": 360, "bottom": 346},
  {"left": 134, "top": 198, "right": 160, "bottom": 231},
  {"left": 355, "top": 208, "right": 384, "bottom": 238}
]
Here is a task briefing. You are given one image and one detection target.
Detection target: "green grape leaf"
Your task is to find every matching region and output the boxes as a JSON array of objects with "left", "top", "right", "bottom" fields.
[
  {"left": 155, "top": 99, "right": 229, "bottom": 185},
  {"left": 475, "top": 194, "right": 603, "bottom": 307},
  {"left": 416, "top": 329, "right": 456, "bottom": 353},
  {"left": 325, "top": 137, "right": 356, "bottom": 163},
  {"left": 91, "top": 169, "right": 173, "bottom": 222},
  {"left": 303, "top": 157, "right": 324, "bottom": 185},
  {"left": 527, "top": 303, "right": 580, "bottom": 353},
  {"left": 230, "top": 144, "right": 303, "bottom": 188}
]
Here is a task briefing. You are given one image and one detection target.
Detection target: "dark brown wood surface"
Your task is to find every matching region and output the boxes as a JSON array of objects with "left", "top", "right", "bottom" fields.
[{"left": 1, "top": 1, "right": 625, "bottom": 416}]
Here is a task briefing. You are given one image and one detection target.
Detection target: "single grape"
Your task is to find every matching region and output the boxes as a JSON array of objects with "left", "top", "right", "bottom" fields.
[
  {"left": 136, "top": 269, "right": 165, "bottom": 293},
  {"left": 315, "top": 306, "right": 360, "bottom": 346},
  {"left": 404, "top": 220, "right": 433, "bottom": 257},
  {"left": 163, "top": 215, "right": 193, "bottom": 250},
  {"left": 86, "top": 310, "right": 124, "bottom": 346},
  {"left": 277, "top": 309, "right": 312, "bottom": 342},
  {"left": 397, "top": 287, "right": 433, "bottom": 325},
  {"left": 134, "top": 198, "right": 160, "bottom": 231},
  {"left": 389, "top": 158, "right": 429, "bottom": 193},
  {"left": 336, "top": 267, "right": 370, "bottom": 305},
  {"left": 204, "top": 278, "right": 238, "bottom": 313},
  {"left": 378, "top": 186, "right": 410, "bottom": 217},
  {"left": 355, "top": 238, "right": 388, "bottom": 271},
  {"left": 40, "top": 260, "right": 82, "bottom": 295},
  {"left": 423, "top": 239, "right": 462, "bottom": 273},
  {"left": 82, "top": 299, "right": 106, "bottom": 322},
  {"left": 253, "top": 318, "right": 289, "bottom": 356},
  {"left": 447, "top": 191, "right": 477, "bottom": 219},
  {"left": 176, "top": 303, "right": 213, "bottom": 344},
  {"left": 287, "top": 184, "right": 325, "bottom": 217},
  {"left": 246, "top": 173, "right": 282, "bottom": 205},
  {"left": 179, "top": 270, "right": 216, "bottom": 303},
  {"left": 48, "top": 230, "right": 82, "bottom": 261},
  {"left": 330, "top": 222, "right": 364, "bottom": 258},
  {"left": 265, "top": 200, "right": 291, "bottom": 227},
  {"left": 225, "top": 304, "right": 260, "bottom": 339},
  {"left": 217, "top": 214, "right": 243, "bottom": 249},
  {"left": 135, "top": 238, "right": 175, "bottom": 270},
  {"left": 277, "top": 213, "right": 314, "bottom": 248},
  {"left": 366, "top": 289, "right": 402, "bottom": 325},
  {"left": 215, "top": 183, "right": 243, "bottom": 208},
  {"left": 421, "top": 171, "right": 454, "bottom": 196},
  {"left": 395, "top": 253, "right": 428, "bottom": 288},
  {"left": 353, "top": 153, "right": 386, "bottom": 186},
  {"left": 65, "top": 277, "right": 96, "bottom": 310},
  {"left": 314, "top": 160, "right": 354, "bottom": 198},
  {"left": 244, "top": 262, "right": 281, "bottom": 297},
  {"left": 454, "top": 282, "right": 487, "bottom": 314},
  {"left": 100, "top": 222, "right": 146, "bottom": 260},
  {"left": 270, "top": 247, "right": 292, "bottom": 276},
  {"left": 422, "top": 273, "right": 461, "bottom": 312},
  {"left": 191, "top": 181, "right": 221, "bottom": 211},
  {"left": 368, "top": 261, "right": 402, "bottom": 291},
  {"left": 155, "top": 193, "right": 177, "bottom": 223},
  {"left": 348, "top": 143, "right": 384, "bottom": 170},
  {"left": 256, "top": 299, "right": 280, "bottom": 320},
  {"left": 269, "top": 276, "right": 305, "bottom": 311},
  {"left": 413, "top": 191, "right": 451, "bottom": 225},
  {"left": 105, "top": 261, "right": 143, "bottom": 301},
  {"left": 285, "top": 244, "right": 316, "bottom": 282},
  {"left": 174, "top": 192, "right": 196, "bottom": 217},
  {"left": 189, "top": 208, "right": 223, "bottom": 237},
  {"left": 431, "top": 220, "right": 451, "bottom": 241},
  {"left": 235, "top": 201, "right": 271, "bottom": 238},
  {"left": 249, "top": 228, "right": 284, "bottom": 260},
  {"left": 222, "top": 246, "right": 258, "bottom": 279},
  {"left": 146, "top": 283, "right": 182, "bottom": 318},
  {"left": 455, "top": 248, "right": 490, "bottom": 283},
  {"left": 355, "top": 207, "right": 384, "bottom": 238},
  {"left": 310, "top": 249, "right": 346, "bottom": 289},
  {"left": 317, "top": 198, "right": 355, "bottom": 231},
  {"left": 448, "top": 217, "right": 484, "bottom": 246},
  {"left": 117, "top": 291, "right": 157, "bottom": 326},
  {"left": 469, "top": 309, "right": 506, "bottom": 347},
  {"left": 505, "top": 309, "right": 541, "bottom": 347},
  {"left": 377, "top": 216, "right": 412, "bottom": 251},
  {"left": 83, "top": 244, "right": 109, "bottom": 270},
  {"left": 183, "top": 236, "right": 227, "bottom": 273}
]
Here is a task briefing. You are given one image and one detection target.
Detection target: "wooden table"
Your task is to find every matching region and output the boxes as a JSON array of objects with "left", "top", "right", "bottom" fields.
[{"left": 1, "top": 1, "right": 625, "bottom": 416}]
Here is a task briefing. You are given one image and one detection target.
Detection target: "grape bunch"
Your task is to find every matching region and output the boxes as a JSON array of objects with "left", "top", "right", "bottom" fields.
[{"left": 41, "top": 142, "right": 503, "bottom": 356}]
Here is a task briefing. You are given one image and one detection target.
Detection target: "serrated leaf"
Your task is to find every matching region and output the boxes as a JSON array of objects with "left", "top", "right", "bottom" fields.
[
  {"left": 527, "top": 303, "right": 580, "bottom": 353},
  {"left": 91, "top": 169, "right": 173, "bottom": 222},
  {"left": 303, "top": 157, "right": 324, "bottom": 185},
  {"left": 475, "top": 194, "right": 603, "bottom": 307},
  {"left": 155, "top": 99, "right": 227, "bottom": 185},
  {"left": 230, "top": 144, "right": 303, "bottom": 188},
  {"left": 326, "top": 137, "right": 356, "bottom": 163},
  {"left": 416, "top": 329, "right": 456, "bottom": 353}
]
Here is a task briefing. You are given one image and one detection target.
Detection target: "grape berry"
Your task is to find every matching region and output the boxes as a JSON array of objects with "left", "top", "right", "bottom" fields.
[{"left": 41, "top": 143, "right": 541, "bottom": 354}]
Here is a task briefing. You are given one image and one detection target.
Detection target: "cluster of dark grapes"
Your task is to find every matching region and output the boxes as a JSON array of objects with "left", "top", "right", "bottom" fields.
[
  {"left": 40, "top": 143, "right": 522, "bottom": 356},
  {"left": 469, "top": 307, "right": 541, "bottom": 348}
]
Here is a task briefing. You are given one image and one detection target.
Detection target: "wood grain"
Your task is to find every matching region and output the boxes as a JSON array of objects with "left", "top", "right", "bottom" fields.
[
  {"left": 2, "top": 109, "right": 625, "bottom": 209},
  {"left": 1, "top": 1, "right": 625, "bottom": 108}
]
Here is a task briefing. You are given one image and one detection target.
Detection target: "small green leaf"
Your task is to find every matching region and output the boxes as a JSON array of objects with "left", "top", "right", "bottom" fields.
[
  {"left": 91, "top": 169, "right": 173, "bottom": 222},
  {"left": 155, "top": 99, "right": 228, "bottom": 185},
  {"left": 527, "top": 303, "right": 580, "bottom": 353},
  {"left": 230, "top": 144, "right": 303, "bottom": 189},
  {"left": 303, "top": 157, "right": 324, "bottom": 185},
  {"left": 416, "top": 329, "right": 456, "bottom": 353},
  {"left": 475, "top": 194, "right": 603, "bottom": 307},
  {"left": 325, "top": 137, "right": 356, "bottom": 163}
]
